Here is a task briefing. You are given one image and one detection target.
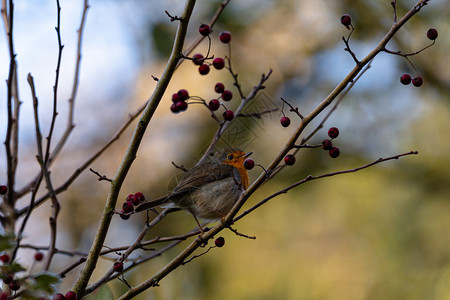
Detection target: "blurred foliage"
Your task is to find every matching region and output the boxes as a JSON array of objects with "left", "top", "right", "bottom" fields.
[{"left": 8, "top": 0, "right": 448, "bottom": 299}]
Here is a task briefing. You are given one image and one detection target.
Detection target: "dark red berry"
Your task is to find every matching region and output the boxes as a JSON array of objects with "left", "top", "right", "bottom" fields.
[
  {"left": 426, "top": 28, "right": 438, "bottom": 40},
  {"left": 215, "top": 237, "right": 225, "bottom": 247},
  {"left": 113, "top": 261, "right": 124, "bottom": 273},
  {"left": 2, "top": 274, "right": 13, "bottom": 284},
  {"left": 170, "top": 103, "right": 180, "bottom": 113},
  {"left": 0, "top": 185, "right": 7, "bottom": 195},
  {"left": 34, "top": 252, "right": 44, "bottom": 261},
  {"left": 212, "top": 57, "right": 225, "bottom": 70},
  {"left": 219, "top": 31, "right": 231, "bottom": 43},
  {"left": 0, "top": 254, "right": 10, "bottom": 263},
  {"left": 214, "top": 82, "right": 225, "bottom": 93},
  {"left": 9, "top": 280, "right": 20, "bottom": 291},
  {"left": 284, "top": 154, "right": 296, "bottom": 166},
  {"left": 134, "top": 192, "right": 145, "bottom": 203},
  {"left": 198, "top": 64, "right": 210, "bottom": 75},
  {"left": 175, "top": 100, "right": 188, "bottom": 112},
  {"left": 0, "top": 292, "right": 9, "bottom": 300},
  {"left": 192, "top": 53, "right": 204, "bottom": 65},
  {"left": 341, "top": 14, "right": 352, "bottom": 26},
  {"left": 171, "top": 93, "right": 180, "bottom": 103},
  {"left": 329, "top": 147, "right": 340, "bottom": 158},
  {"left": 65, "top": 291, "right": 77, "bottom": 300},
  {"left": 412, "top": 76, "right": 423, "bottom": 87},
  {"left": 223, "top": 110, "right": 234, "bottom": 121},
  {"left": 130, "top": 195, "right": 140, "bottom": 206},
  {"left": 122, "top": 201, "right": 134, "bottom": 213},
  {"left": 328, "top": 127, "right": 340, "bottom": 139},
  {"left": 400, "top": 74, "right": 412, "bottom": 85},
  {"left": 222, "top": 90, "right": 233, "bottom": 101},
  {"left": 208, "top": 99, "right": 220, "bottom": 111},
  {"left": 322, "top": 139, "right": 333, "bottom": 150},
  {"left": 280, "top": 116, "right": 291, "bottom": 127},
  {"left": 177, "top": 89, "right": 189, "bottom": 101},
  {"left": 120, "top": 212, "right": 130, "bottom": 220},
  {"left": 244, "top": 158, "right": 255, "bottom": 170},
  {"left": 52, "top": 293, "right": 65, "bottom": 300},
  {"left": 199, "top": 24, "right": 211, "bottom": 36}
]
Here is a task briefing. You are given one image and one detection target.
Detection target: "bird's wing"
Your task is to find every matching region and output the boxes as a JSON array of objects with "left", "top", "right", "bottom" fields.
[
  {"left": 173, "top": 162, "right": 233, "bottom": 193},
  {"left": 135, "top": 162, "right": 233, "bottom": 212}
]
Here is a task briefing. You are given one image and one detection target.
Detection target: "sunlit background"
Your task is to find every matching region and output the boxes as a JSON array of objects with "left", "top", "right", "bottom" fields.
[{"left": 1, "top": 0, "right": 449, "bottom": 299}]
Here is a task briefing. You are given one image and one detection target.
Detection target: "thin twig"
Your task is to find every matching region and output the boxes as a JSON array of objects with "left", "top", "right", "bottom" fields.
[
  {"left": 382, "top": 41, "right": 435, "bottom": 57},
  {"left": 89, "top": 168, "right": 112, "bottom": 182},
  {"left": 235, "top": 151, "right": 419, "bottom": 222}
]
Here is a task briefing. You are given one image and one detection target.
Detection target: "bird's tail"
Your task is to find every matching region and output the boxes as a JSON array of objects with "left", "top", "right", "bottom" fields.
[{"left": 135, "top": 195, "right": 169, "bottom": 213}]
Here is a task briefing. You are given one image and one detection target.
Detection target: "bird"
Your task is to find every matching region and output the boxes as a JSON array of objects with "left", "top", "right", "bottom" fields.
[{"left": 135, "top": 148, "right": 252, "bottom": 230}]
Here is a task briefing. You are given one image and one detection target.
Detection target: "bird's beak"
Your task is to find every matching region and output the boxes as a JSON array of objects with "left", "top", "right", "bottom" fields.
[{"left": 242, "top": 152, "right": 253, "bottom": 158}]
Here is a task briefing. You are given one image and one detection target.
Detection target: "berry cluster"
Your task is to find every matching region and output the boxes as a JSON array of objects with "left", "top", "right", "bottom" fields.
[
  {"left": 170, "top": 26, "right": 237, "bottom": 123},
  {"left": 322, "top": 127, "right": 341, "bottom": 158},
  {"left": 400, "top": 73, "right": 423, "bottom": 87},
  {"left": 119, "top": 192, "right": 145, "bottom": 220},
  {"left": 398, "top": 28, "right": 438, "bottom": 88}
]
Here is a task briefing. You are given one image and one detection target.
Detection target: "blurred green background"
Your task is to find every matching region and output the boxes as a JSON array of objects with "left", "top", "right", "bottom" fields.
[{"left": 1, "top": 0, "right": 449, "bottom": 299}]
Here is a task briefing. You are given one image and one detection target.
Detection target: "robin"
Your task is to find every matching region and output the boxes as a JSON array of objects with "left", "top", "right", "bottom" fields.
[{"left": 135, "top": 148, "right": 252, "bottom": 229}]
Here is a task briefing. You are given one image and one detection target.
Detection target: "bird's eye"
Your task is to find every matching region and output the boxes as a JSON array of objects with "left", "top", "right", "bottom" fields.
[{"left": 227, "top": 154, "right": 234, "bottom": 160}]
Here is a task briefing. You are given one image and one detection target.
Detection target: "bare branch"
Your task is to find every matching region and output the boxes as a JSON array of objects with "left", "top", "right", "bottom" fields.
[{"left": 235, "top": 151, "right": 419, "bottom": 222}]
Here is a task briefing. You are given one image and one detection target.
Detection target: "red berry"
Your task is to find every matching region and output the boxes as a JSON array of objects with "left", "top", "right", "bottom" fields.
[
  {"left": 219, "top": 31, "right": 231, "bottom": 43},
  {"left": 0, "top": 185, "right": 7, "bottom": 195},
  {"left": 0, "top": 292, "right": 9, "bottom": 300},
  {"left": 426, "top": 28, "right": 438, "bottom": 40},
  {"left": 34, "top": 252, "right": 44, "bottom": 261},
  {"left": 341, "top": 14, "right": 352, "bottom": 26},
  {"left": 120, "top": 212, "right": 130, "bottom": 220},
  {"left": 212, "top": 57, "right": 225, "bottom": 70},
  {"left": 400, "top": 74, "right": 412, "bottom": 85},
  {"left": 170, "top": 103, "right": 180, "bottom": 113},
  {"left": 65, "top": 291, "right": 77, "bottom": 300},
  {"left": 171, "top": 93, "right": 180, "bottom": 103},
  {"left": 130, "top": 195, "right": 140, "bottom": 206},
  {"left": 329, "top": 147, "right": 340, "bottom": 158},
  {"left": 284, "top": 154, "right": 296, "bottom": 166},
  {"left": 214, "top": 82, "right": 225, "bottom": 93},
  {"left": 9, "top": 280, "right": 20, "bottom": 291},
  {"left": 177, "top": 89, "right": 189, "bottom": 101},
  {"left": 412, "top": 76, "right": 423, "bottom": 87},
  {"left": 192, "top": 53, "right": 204, "bottom": 65},
  {"left": 280, "top": 116, "right": 291, "bottom": 127},
  {"left": 244, "top": 158, "right": 255, "bottom": 170},
  {"left": 198, "top": 64, "right": 210, "bottom": 75},
  {"left": 328, "top": 127, "right": 340, "bottom": 139},
  {"left": 208, "top": 99, "right": 220, "bottom": 111},
  {"left": 52, "top": 293, "right": 65, "bottom": 300},
  {"left": 0, "top": 254, "right": 10, "bottom": 263},
  {"left": 113, "top": 261, "right": 124, "bottom": 273},
  {"left": 134, "top": 192, "right": 145, "bottom": 203},
  {"left": 122, "top": 201, "right": 134, "bottom": 213},
  {"left": 221, "top": 90, "right": 233, "bottom": 101},
  {"left": 223, "top": 110, "right": 234, "bottom": 121},
  {"left": 175, "top": 100, "right": 188, "bottom": 112},
  {"left": 215, "top": 237, "right": 225, "bottom": 247},
  {"left": 322, "top": 139, "right": 333, "bottom": 150},
  {"left": 2, "top": 274, "right": 13, "bottom": 284},
  {"left": 198, "top": 24, "right": 211, "bottom": 36}
]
